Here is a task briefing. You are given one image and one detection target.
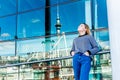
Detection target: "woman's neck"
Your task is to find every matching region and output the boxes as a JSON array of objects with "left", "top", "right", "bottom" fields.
[{"left": 79, "top": 31, "right": 86, "bottom": 36}]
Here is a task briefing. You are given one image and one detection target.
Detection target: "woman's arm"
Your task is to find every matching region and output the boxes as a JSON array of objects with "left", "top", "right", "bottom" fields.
[
  {"left": 88, "top": 35, "right": 100, "bottom": 55},
  {"left": 70, "top": 40, "right": 75, "bottom": 56}
]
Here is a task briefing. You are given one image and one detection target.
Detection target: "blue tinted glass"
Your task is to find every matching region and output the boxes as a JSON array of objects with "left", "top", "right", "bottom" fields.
[
  {"left": 51, "top": 1, "right": 85, "bottom": 34},
  {"left": 0, "top": 16, "right": 16, "bottom": 40},
  {"left": 97, "top": 0, "right": 108, "bottom": 28},
  {"left": 95, "top": 30, "right": 110, "bottom": 50},
  {"left": 96, "top": 31, "right": 109, "bottom": 41},
  {"left": 50, "top": 0, "right": 71, "bottom": 6},
  {"left": 17, "top": 38, "right": 45, "bottom": 56},
  {"left": 18, "top": 0, "right": 45, "bottom": 12},
  {"left": 93, "top": 0, "right": 108, "bottom": 28},
  {"left": 0, "top": 41, "right": 15, "bottom": 56},
  {"left": 18, "top": 10, "right": 45, "bottom": 38},
  {"left": 0, "top": 0, "right": 16, "bottom": 17}
]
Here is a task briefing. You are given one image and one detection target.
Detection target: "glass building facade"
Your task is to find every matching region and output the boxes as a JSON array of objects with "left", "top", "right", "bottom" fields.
[{"left": 0, "top": 0, "right": 111, "bottom": 80}]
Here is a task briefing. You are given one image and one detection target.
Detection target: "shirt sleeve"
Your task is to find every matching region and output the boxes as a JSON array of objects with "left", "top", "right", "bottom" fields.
[
  {"left": 88, "top": 35, "right": 100, "bottom": 55},
  {"left": 70, "top": 40, "right": 75, "bottom": 56}
]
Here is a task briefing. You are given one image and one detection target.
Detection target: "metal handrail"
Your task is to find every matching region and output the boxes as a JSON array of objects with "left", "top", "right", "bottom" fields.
[{"left": 0, "top": 50, "right": 110, "bottom": 68}]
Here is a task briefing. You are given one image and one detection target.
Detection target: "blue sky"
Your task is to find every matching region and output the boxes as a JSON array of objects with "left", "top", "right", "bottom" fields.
[
  {"left": 0, "top": 0, "right": 109, "bottom": 56},
  {"left": 0, "top": 0, "right": 108, "bottom": 39}
]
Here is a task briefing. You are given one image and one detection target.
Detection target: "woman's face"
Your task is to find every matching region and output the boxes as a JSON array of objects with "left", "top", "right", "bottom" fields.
[{"left": 78, "top": 24, "right": 86, "bottom": 32}]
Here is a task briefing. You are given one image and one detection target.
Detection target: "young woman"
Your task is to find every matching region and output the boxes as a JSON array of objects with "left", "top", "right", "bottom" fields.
[{"left": 70, "top": 23, "right": 99, "bottom": 80}]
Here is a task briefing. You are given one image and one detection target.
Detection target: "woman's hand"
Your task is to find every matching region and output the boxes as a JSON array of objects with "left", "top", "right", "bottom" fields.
[
  {"left": 71, "top": 51, "right": 75, "bottom": 56},
  {"left": 84, "top": 51, "right": 90, "bottom": 56}
]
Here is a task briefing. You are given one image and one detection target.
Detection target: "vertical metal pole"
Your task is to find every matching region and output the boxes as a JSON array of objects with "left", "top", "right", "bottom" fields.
[
  {"left": 15, "top": 0, "right": 18, "bottom": 56},
  {"left": 45, "top": 0, "right": 51, "bottom": 37},
  {"left": 91, "top": 0, "right": 95, "bottom": 34},
  {"left": 15, "top": 0, "right": 20, "bottom": 80},
  {"left": 45, "top": 0, "right": 51, "bottom": 80},
  {"left": 91, "top": 0, "right": 96, "bottom": 79}
]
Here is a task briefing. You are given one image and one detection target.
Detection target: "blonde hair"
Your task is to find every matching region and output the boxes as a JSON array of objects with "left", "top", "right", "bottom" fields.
[{"left": 83, "top": 23, "right": 91, "bottom": 35}]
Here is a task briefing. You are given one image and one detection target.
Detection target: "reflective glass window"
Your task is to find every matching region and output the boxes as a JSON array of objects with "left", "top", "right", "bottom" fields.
[
  {"left": 51, "top": 1, "right": 86, "bottom": 34},
  {"left": 94, "top": 30, "right": 110, "bottom": 50},
  {"left": 0, "top": 0, "right": 16, "bottom": 17},
  {"left": 17, "top": 38, "right": 45, "bottom": 55},
  {"left": 18, "top": 0, "right": 45, "bottom": 12},
  {"left": 0, "top": 16, "right": 16, "bottom": 40},
  {"left": 97, "top": 0, "right": 108, "bottom": 28},
  {"left": 50, "top": 0, "right": 73, "bottom": 6},
  {"left": 0, "top": 41, "right": 15, "bottom": 56},
  {"left": 92, "top": 0, "right": 108, "bottom": 28},
  {"left": 17, "top": 10, "right": 45, "bottom": 38}
]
